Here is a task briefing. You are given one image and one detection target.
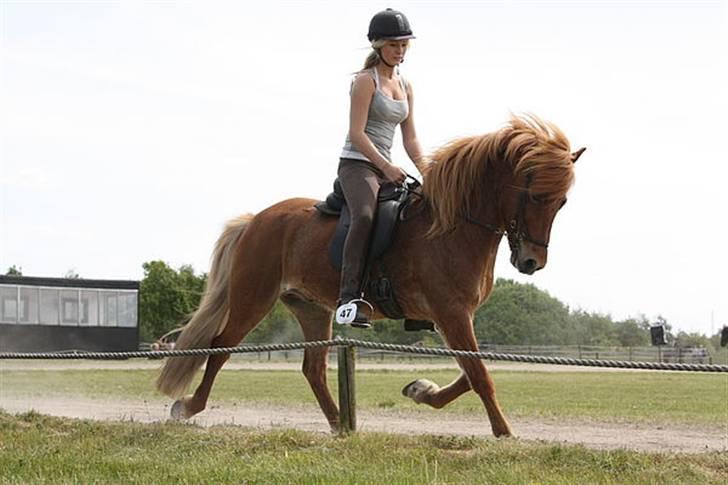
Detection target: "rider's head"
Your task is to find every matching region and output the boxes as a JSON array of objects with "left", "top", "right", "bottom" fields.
[{"left": 362, "top": 9, "right": 415, "bottom": 70}]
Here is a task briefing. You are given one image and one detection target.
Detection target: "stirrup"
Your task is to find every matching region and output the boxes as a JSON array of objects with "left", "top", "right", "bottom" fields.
[{"left": 335, "top": 298, "right": 374, "bottom": 328}]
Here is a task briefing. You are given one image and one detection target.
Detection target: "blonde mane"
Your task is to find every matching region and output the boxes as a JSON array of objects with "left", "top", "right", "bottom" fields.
[{"left": 422, "top": 114, "right": 574, "bottom": 237}]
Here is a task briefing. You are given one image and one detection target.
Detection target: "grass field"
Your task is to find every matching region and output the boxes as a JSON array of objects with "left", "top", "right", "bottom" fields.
[
  {"left": 1, "top": 410, "right": 726, "bottom": 484},
  {"left": 2, "top": 366, "right": 726, "bottom": 425}
]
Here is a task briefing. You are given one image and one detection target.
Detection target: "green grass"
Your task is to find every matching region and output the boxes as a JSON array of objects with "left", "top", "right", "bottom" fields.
[
  {"left": 2, "top": 367, "right": 726, "bottom": 425},
  {"left": 1, "top": 411, "right": 726, "bottom": 484}
]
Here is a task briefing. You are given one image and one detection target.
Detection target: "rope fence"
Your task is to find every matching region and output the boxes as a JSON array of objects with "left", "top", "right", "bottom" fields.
[{"left": 1, "top": 337, "right": 726, "bottom": 373}]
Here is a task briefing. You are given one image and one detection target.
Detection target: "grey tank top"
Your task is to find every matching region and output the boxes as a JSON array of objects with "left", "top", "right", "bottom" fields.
[{"left": 341, "top": 68, "right": 409, "bottom": 163}]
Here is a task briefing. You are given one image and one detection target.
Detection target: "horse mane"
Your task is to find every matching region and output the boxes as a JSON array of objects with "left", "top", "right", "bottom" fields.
[{"left": 422, "top": 114, "right": 574, "bottom": 237}]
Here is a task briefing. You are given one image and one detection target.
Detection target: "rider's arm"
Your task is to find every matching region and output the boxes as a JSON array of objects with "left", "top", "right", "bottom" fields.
[{"left": 401, "top": 80, "right": 430, "bottom": 176}]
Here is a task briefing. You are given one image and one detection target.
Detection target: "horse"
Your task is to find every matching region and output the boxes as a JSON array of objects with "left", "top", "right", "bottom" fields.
[{"left": 156, "top": 113, "right": 585, "bottom": 437}]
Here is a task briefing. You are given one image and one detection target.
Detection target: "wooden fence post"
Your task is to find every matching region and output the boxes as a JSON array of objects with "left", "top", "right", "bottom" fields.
[{"left": 337, "top": 344, "right": 357, "bottom": 434}]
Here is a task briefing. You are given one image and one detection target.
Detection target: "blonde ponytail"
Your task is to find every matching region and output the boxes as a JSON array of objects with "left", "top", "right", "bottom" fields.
[{"left": 361, "top": 39, "right": 387, "bottom": 71}]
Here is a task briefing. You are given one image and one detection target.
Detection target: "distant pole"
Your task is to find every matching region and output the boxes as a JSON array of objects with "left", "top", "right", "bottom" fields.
[{"left": 337, "top": 343, "right": 357, "bottom": 434}]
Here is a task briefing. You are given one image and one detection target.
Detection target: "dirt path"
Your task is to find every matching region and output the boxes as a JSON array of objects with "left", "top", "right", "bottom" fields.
[{"left": 1, "top": 395, "right": 724, "bottom": 454}]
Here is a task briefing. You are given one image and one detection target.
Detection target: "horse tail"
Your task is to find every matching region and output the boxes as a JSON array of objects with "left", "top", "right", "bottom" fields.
[{"left": 156, "top": 214, "right": 253, "bottom": 398}]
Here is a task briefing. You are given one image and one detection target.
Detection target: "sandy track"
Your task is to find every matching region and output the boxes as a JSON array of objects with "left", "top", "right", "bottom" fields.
[
  {"left": 2, "top": 361, "right": 724, "bottom": 454},
  {"left": 1, "top": 395, "right": 725, "bottom": 454}
]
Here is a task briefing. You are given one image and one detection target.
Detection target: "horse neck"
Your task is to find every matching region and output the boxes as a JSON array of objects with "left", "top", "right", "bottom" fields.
[
  {"left": 469, "top": 156, "right": 514, "bottom": 235},
  {"left": 446, "top": 163, "right": 513, "bottom": 289}
]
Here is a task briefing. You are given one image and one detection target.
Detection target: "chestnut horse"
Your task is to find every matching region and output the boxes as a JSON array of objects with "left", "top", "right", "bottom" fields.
[{"left": 156, "top": 114, "right": 584, "bottom": 437}]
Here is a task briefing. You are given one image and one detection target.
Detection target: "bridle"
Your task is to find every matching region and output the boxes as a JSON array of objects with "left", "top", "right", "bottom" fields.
[
  {"left": 504, "top": 182, "right": 550, "bottom": 250},
  {"left": 466, "top": 174, "right": 549, "bottom": 252}
]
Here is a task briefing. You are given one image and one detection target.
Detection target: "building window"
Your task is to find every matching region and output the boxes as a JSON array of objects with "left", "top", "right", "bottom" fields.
[
  {"left": 60, "top": 290, "right": 79, "bottom": 325},
  {"left": 100, "top": 292, "right": 117, "bottom": 326},
  {"left": 80, "top": 291, "right": 98, "bottom": 326},
  {"left": 19, "top": 287, "right": 39, "bottom": 324},
  {"left": 62, "top": 297, "right": 78, "bottom": 324},
  {"left": 118, "top": 292, "right": 138, "bottom": 328},
  {"left": 1, "top": 287, "right": 17, "bottom": 323},
  {"left": 40, "top": 289, "right": 59, "bottom": 325}
]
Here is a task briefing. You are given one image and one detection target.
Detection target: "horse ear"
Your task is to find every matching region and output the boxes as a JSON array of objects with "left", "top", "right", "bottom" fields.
[{"left": 571, "top": 147, "right": 586, "bottom": 164}]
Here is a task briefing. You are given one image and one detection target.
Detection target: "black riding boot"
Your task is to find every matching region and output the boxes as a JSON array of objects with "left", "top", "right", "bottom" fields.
[{"left": 336, "top": 258, "right": 374, "bottom": 328}]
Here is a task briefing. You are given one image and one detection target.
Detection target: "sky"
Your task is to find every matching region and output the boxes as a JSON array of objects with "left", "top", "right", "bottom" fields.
[{"left": 1, "top": 1, "right": 726, "bottom": 336}]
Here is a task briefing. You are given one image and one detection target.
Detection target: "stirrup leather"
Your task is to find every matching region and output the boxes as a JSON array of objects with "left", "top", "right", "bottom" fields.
[{"left": 335, "top": 298, "right": 374, "bottom": 328}]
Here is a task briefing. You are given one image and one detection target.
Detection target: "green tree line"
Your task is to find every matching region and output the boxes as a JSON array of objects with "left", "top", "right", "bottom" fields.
[
  {"left": 133, "top": 262, "right": 723, "bottom": 353},
  {"left": 5, "top": 263, "right": 724, "bottom": 355}
]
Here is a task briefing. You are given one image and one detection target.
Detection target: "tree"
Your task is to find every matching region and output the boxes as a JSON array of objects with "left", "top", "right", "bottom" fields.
[
  {"left": 570, "top": 310, "right": 616, "bottom": 346},
  {"left": 674, "top": 331, "right": 711, "bottom": 348},
  {"left": 614, "top": 317, "right": 650, "bottom": 347},
  {"left": 474, "top": 279, "right": 572, "bottom": 345},
  {"left": 245, "top": 300, "right": 302, "bottom": 343},
  {"left": 139, "top": 261, "right": 206, "bottom": 342},
  {"left": 5, "top": 265, "right": 22, "bottom": 276},
  {"left": 64, "top": 269, "right": 81, "bottom": 279}
]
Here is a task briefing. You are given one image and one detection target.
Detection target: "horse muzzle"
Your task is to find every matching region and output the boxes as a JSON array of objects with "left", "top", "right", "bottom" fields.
[{"left": 510, "top": 243, "right": 546, "bottom": 275}]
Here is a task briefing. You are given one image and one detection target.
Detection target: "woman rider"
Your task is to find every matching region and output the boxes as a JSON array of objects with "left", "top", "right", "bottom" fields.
[{"left": 336, "top": 9, "right": 429, "bottom": 328}]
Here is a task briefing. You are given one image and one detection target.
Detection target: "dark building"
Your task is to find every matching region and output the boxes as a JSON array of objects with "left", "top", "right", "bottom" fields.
[{"left": 0, "top": 275, "right": 139, "bottom": 352}]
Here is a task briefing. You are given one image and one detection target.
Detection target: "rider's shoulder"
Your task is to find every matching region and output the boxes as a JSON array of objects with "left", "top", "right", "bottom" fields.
[{"left": 352, "top": 70, "right": 376, "bottom": 91}]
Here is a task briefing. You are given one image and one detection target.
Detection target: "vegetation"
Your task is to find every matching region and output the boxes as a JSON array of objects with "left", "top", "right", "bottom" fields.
[
  {"left": 2, "top": 367, "right": 725, "bottom": 425},
  {"left": 1, "top": 411, "right": 725, "bottom": 484},
  {"left": 133, "top": 261, "right": 724, "bottom": 358},
  {"left": 6, "top": 262, "right": 725, "bottom": 358},
  {"left": 4, "top": 265, "right": 22, "bottom": 276},
  {"left": 139, "top": 261, "right": 207, "bottom": 342}
]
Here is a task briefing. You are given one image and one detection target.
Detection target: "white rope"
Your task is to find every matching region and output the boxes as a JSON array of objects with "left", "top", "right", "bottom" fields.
[{"left": 1, "top": 337, "right": 725, "bottom": 373}]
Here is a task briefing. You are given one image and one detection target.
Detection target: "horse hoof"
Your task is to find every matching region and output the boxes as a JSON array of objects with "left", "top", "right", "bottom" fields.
[
  {"left": 170, "top": 399, "right": 189, "bottom": 420},
  {"left": 402, "top": 379, "right": 440, "bottom": 403}
]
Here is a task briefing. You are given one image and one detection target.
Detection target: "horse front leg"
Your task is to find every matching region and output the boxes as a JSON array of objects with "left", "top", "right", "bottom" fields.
[
  {"left": 433, "top": 314, "right": 513, "bottom": 437},
  {"left": 402, "top": 371, "right": 470, "bottom": 409}
]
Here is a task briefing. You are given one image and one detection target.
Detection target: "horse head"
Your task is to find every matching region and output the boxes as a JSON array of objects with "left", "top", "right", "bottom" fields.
[
  {"left": 499, "top": 116, "right": 584, "bottom": 274},
  {"left": 423, "top": 114, "right": 583, "bottom": 275}
]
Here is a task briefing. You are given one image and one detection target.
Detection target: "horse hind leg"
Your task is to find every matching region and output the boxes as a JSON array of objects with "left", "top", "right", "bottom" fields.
[
  {"left": 172, "top": 270, "right": 281, "bottom": 420},
  {"left": 280, "top": 290, "right": 340, "bottom": 432}
]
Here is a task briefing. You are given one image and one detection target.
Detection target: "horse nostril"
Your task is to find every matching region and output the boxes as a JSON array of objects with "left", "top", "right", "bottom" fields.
[{"left": 523, "top": 258, "right": 538, "bottom": 273}]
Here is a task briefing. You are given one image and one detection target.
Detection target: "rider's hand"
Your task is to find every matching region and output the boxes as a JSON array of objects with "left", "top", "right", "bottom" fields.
[{"left": 382, "top": 164, "right": 407, "bottom": 185}]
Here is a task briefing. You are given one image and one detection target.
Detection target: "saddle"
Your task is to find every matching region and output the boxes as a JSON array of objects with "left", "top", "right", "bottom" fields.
[{"left": 314, "top": 178, "right": 434, "bottom": 332}]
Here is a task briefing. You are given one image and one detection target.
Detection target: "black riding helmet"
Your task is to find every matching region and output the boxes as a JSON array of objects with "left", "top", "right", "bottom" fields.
[{"left": 367, "top": 8, "right": 416, "bottom": 42}]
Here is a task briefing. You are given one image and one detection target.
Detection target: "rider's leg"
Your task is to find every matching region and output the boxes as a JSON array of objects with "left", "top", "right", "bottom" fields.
[{"left": 336, "top": 159, "right": 382, "bottom": 326}]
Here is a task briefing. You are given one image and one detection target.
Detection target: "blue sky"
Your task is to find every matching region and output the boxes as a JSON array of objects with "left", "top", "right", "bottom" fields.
[{"left": 1, "top": 1, "right": 726, "bottom": 335}]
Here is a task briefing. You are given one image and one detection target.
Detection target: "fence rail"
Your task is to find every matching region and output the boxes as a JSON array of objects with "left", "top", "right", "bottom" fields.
[{"left": 1, "top": 338, "right": 725, "bottom": 372}]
